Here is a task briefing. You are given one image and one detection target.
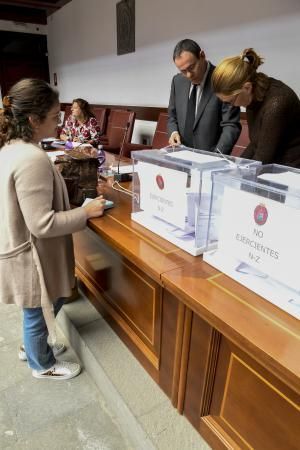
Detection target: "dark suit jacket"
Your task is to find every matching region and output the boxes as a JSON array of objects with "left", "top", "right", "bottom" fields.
[{"left": 168, "top": 63, "right": 241, "bottom": 154}]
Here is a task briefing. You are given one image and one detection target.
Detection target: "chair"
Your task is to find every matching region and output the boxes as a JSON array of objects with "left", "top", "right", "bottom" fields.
[
  {"left": 122, "top": 112, "right": 169, "bottom": 158},
  {"left": 57, "top": 105, "right": 72, "bottom": 137},
  {"left": 91, "top": 106, "right": 107, "bottom": 135},
  {"left": 99, "top": 109, "right": 136, "bottom": 154},
  {"left": 63, "top": 105, "right": 72, "bottom": 125},
  {"left": 231, "top": 118, "right": 249, "bottom": 157}
]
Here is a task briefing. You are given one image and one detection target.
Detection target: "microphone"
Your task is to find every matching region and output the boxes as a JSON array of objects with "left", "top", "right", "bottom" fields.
[{"left": 114, "top": 121, "right": 131, "bottom": 182}]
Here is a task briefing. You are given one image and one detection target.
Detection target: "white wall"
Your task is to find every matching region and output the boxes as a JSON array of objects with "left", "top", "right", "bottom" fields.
[{"left": 47, "top": 0, "right": 300, "bottom": 106}]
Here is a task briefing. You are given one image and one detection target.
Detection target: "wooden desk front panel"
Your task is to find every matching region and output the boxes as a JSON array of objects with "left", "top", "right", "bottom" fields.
[
  {"left": 74, "top": 228, "right": 162, "bottom": 369},
  {"left": 74, "top": 227, "right": 181, "bottom": 395},
  {"left": 184, "top": 325, "right": 300, "bottom": 450},
  {"left": 73, "top": 172, "right": 300, "bottom": 449},
  {"left": 207, "top": 337, "right": 300, "bottom": 450}
]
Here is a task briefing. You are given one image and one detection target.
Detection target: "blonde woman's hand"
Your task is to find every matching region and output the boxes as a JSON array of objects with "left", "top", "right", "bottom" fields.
[{"left": 84, "top": 196, "right": 106, "bottom": 219}]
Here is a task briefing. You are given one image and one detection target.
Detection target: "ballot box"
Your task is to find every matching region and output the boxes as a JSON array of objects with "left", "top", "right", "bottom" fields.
[
  {"left": 204, "top": 163, "right": 300, "bottom": 319},
  {"left": 131, "top": 147, "right": 260, "bottom": 256}
]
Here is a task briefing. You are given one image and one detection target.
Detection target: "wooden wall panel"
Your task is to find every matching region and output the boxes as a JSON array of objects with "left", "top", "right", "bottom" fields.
[
  {"left": 60, "top": 102, "right": 167, "bottom": 122},
  {"left": 61, "top": 102, "right": 247, "bottom": 123}
]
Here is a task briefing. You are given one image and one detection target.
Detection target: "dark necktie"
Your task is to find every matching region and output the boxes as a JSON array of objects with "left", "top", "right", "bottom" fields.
[{"left": 183, "top": 84, "right": 197, "bottom": 148}]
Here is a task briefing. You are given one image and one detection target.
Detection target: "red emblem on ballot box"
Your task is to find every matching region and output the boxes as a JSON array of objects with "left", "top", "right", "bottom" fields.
[
  {"left": 156, "top": 174, "right": 164, "bottom": 190},
  {"left": 254, "top": 204, "right": 268, "bottom": 226}
]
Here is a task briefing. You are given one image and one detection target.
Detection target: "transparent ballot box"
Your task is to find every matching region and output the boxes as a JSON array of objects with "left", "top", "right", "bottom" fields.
[
  {"left": 204, "top": 164, "right": 300, "bottom": 319},
  {"left": 131, "top": 147, "right": 260, "bottom": 256}
]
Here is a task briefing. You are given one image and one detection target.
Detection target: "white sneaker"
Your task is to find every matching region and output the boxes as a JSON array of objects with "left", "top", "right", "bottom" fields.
[
  {"left": 18, "top": 343, "right": 66, "bottom": 361},
  {"left": 32, "top": 361, "right": 81, "bottom": 380}
]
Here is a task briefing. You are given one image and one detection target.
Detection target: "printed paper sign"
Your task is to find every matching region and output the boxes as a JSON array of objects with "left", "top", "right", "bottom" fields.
[
  {"left": 218, "top": 186, "right": 300, "bottom": 291},
  {"left": 137, "top": 161, "right": 188, "bottom": 229}
]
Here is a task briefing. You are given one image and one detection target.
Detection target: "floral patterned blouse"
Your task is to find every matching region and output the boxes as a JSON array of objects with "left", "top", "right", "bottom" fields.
[{"left": 62, "top": 115, "right": 101, "bottom": 147}]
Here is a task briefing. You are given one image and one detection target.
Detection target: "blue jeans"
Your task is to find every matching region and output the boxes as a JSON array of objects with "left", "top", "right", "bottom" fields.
[{"left": 23, "top": 298, "right": 64, "bottom": 371}]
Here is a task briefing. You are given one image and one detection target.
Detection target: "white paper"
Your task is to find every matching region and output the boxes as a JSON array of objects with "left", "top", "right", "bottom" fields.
[
  {"left": 137, "top": 161, "right": 188, "bottom": 229},
  {"left": 111, "top": 165, "right": 133, "bottom": 174},
  {"left": 258, "top": 171, "right": 300, "bottom": 191},
  {"left": 258, "top": 171, "right": 300, "bottom": 208},
  {"left": 218, "top": 186, "right": 300, "bottom": 292},
  {"left": 46, "top": 150, "right": 65, "bottom": 162},
  {"left": 204, "top": 250, "right": 300, "bottom": 320},
  {"left": 72, "top": 142, "right": 93, "bottom": 149},
  {"left": 167, "top": 150, "right": 223, "bottom": 164},
  {"left": 132, "top": 210, "right": 205, "bottom": 255},
  {"left": 43, "top": 137, "right": 56, "bottom": 142}
]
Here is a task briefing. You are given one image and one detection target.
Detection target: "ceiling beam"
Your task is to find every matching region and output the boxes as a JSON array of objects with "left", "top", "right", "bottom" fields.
[
  {"left": 0, "top": 5, "right": 47, "bottom": 23},
  {"left": 0, "top": 1, "right": 59, "bottom": 11}
]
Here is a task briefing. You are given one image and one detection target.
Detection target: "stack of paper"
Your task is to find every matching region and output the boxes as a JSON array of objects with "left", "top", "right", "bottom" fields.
[
  {"left": 46, "top": 150, "right": 65, "bottom": 162},
  {"left": 111, "top": 165, "right": 133, "bottom": 174},
  {"left": 167, "top": 150, "right": 223, "bottom": 164}
]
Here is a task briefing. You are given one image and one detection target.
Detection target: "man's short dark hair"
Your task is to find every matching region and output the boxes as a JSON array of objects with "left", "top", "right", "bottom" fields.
[{"left": 173, "top": 39, "right": 201, "bottom": 61}]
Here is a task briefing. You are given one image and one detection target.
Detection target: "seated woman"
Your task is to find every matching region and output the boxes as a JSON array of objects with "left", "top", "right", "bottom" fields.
[
  {"left": 60, "top": 98, "right": 101, "bottom": 148},
  {"left": 212, "top": 48, "right": 300, "bottom": 167}
]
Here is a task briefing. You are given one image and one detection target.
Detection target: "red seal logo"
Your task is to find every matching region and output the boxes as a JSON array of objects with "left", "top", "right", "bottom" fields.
[
  {"left": 156, "top": 174, "right": 164, "bottom": 190},
  {"left": 254, "top": 204, "right": 268, "bottom": 226}
]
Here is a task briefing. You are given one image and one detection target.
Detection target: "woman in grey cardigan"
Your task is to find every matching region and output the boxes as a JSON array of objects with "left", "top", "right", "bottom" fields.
[{"left": 0, "top": 79, "right": 106, "bottom": 380}]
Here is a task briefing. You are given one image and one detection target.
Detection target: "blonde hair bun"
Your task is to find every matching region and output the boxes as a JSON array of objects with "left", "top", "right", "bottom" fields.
[{"left": 240, "top": 48, "right": 264, "bottom": 70}]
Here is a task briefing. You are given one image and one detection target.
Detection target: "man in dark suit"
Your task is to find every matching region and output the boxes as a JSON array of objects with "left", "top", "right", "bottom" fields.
[{"left": 168, "top": 39, "right": 241, "bottom": 154}]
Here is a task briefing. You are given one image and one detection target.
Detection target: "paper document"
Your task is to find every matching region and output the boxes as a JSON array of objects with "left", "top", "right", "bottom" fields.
[
  {"left": 111, "top": 165, "right": 133, "bottom": 174},
  {"left": 258, "top": 171, "right": 300, "bottom": 191},
  {"left": 167, "top": 150, "right": 223, "bottom": 164},
  {"left": 72, "top": 142, "right": 92, "bottom": 149},
  {"left": 218, "top": 186, "right": 300, "bottom": 292},
  {"left": 43, "top": 137, "right": 56, "bottom": 142},
  {"left": 47, "top": 150, "right": 65, "bottom": 162}
]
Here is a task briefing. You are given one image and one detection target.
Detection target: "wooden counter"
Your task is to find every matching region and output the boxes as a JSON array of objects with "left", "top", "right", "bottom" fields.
[
  {"left": 74, "top": 175, "right": 196, "bottom": 387},
  {"left": 162, "top": 262, "right": 300, "bottom": 450},
  {"left": 74, "top": 165, "right": 300, "bottom": 450}
]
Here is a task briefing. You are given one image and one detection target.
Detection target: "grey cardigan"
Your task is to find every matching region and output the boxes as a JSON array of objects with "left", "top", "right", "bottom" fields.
[{"left": 0, "top": 140, "right": 87, "bottom": 309}]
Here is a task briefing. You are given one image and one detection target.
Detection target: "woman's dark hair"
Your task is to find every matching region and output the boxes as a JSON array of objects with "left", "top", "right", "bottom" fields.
[
  {"left": 0, "top": 78, "right": 59, "bottom": 148},
  {"left": 173, "top": 39, "right": 201, "bottom": 61},
  {"left": 72, "top": 98, "right": 95, "bottom": 121}
]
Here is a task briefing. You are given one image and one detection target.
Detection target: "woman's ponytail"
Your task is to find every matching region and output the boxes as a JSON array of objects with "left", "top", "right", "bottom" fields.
[{"left": 240, "top": 48, "right": 264, "bottom": 71}]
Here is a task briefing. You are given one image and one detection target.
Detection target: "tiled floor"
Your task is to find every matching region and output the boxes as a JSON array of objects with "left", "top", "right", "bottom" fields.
[
  {"left": 0, "top": 297, "right": 211, "bottom": 450},
  {"left": 0, "top": 303, "right": 132, "bottom": 450},
  {"left": 58, "top": 295, "right": 211, "bottom": 450}
]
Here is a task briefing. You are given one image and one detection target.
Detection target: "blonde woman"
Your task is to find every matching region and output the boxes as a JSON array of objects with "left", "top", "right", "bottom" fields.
[{"left": 212, "top": 48, "right": 300, "bottom": 167}]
